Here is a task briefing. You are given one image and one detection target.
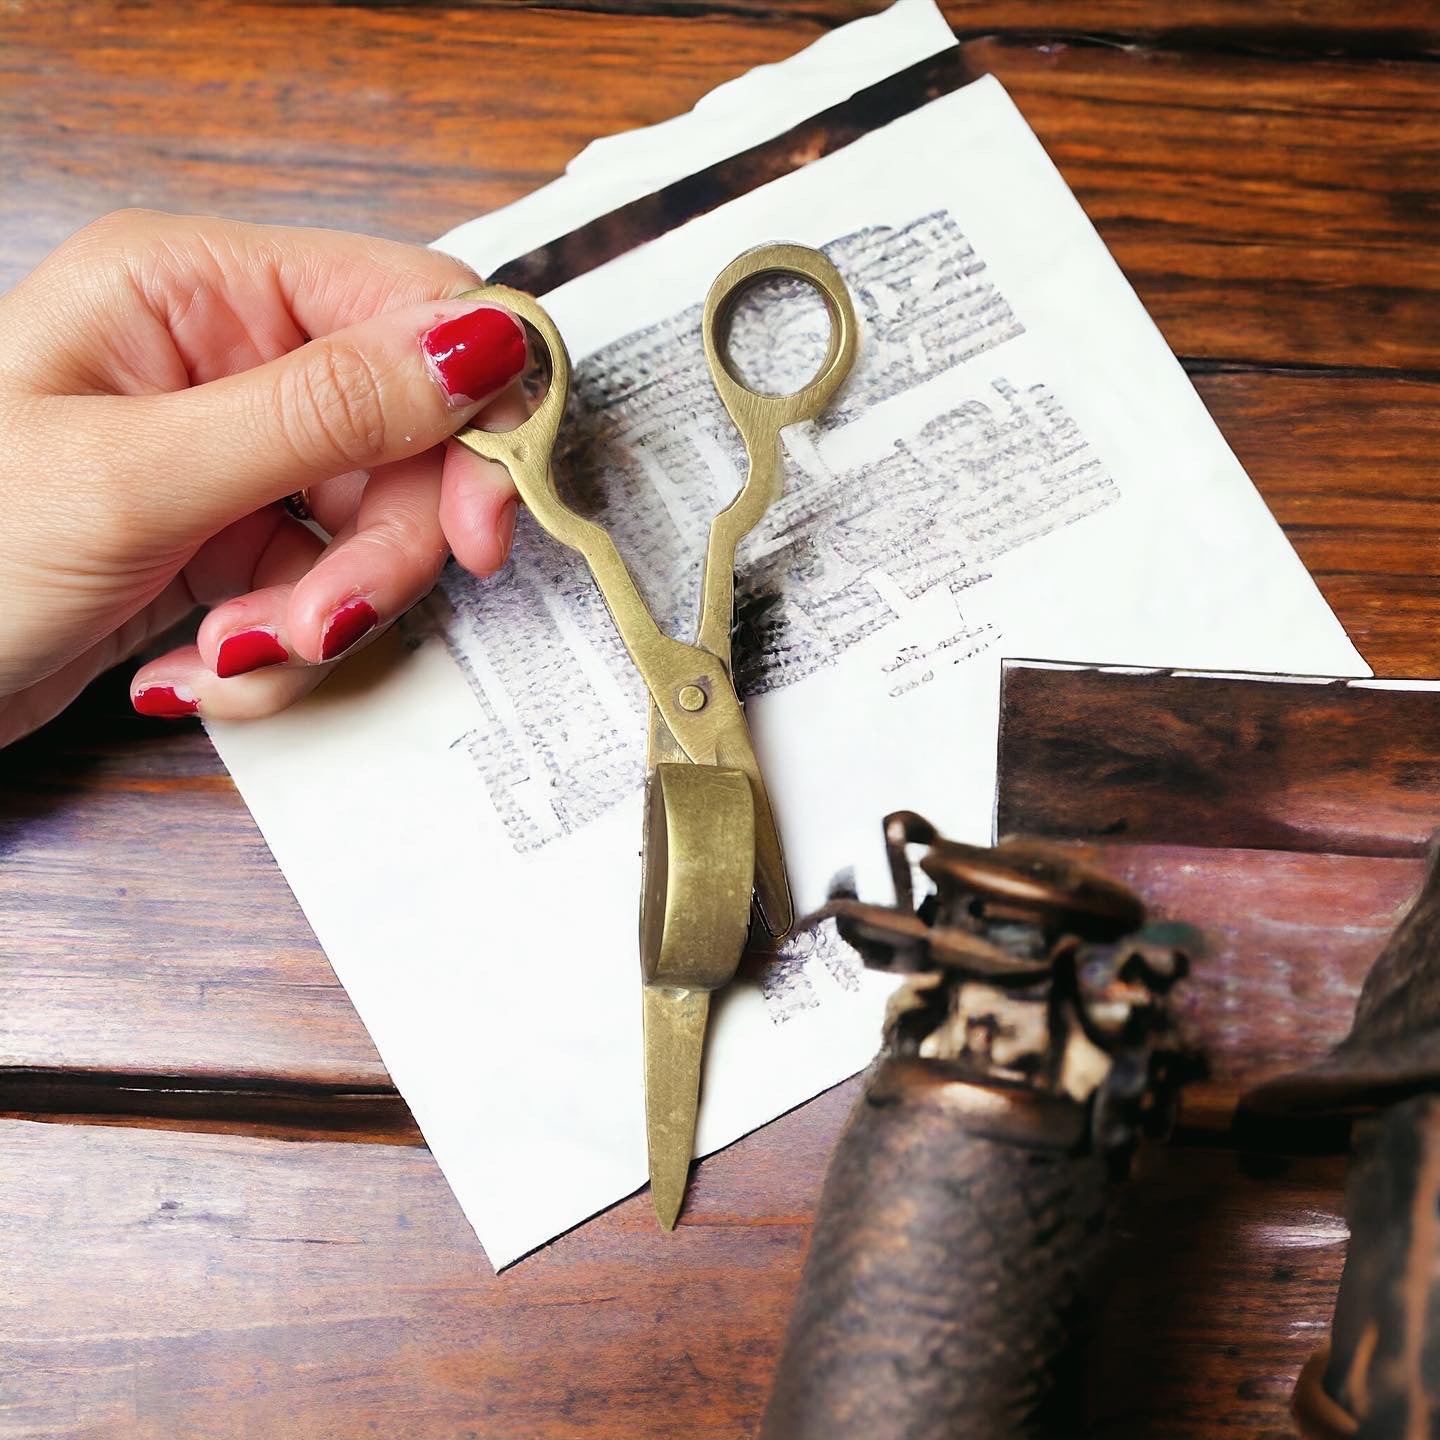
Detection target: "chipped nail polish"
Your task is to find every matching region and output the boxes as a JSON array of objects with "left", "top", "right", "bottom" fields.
[
  {"left": 133, "top": 685, "right": 199, "bottom": 718},
  {"left": 320, "top": 598, "right": 379, "bottom": 661},
  {"left": 215, "top": 628, "right": 288, "bottom": 678},
  {"left": 422, "top": 306, "right": 527, "bottom": 405}
]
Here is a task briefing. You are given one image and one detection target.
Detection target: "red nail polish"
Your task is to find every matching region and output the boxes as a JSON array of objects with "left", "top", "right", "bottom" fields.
[
  {"left": 133, "top": 685, "right": 199, "bottom": 718},
  {"left": 422, "top": 307, "right": 527, "bottom": 405},
  {"left": 216, "top": 628, "right": 288, "bottom": 678},
  {"left": 320, "top": 598, "right": 379, "bottom": 661}
]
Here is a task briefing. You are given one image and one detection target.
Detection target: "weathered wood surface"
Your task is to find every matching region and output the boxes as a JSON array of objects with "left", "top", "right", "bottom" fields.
[
  {"left": 1199, "top": 375, "right": 1440, "bottom": 674},
  {"left": 1091, "top": 1149, "right": 1351, "bottom": 1440},
  {"left": 498, "top": 0, "right": 1440, "bottom": 51},
  {"left": 2, "top": 1, "right": 1439, "bottom": 1436},
  {"left": 1080, "top": 845, "right": 1422, "bottom": 1125},
  {"left": 998, "top": 669, "right": 1440, "bottom": 857},
  {"left": 0, "top": 1111, "right": 1348, "bottom": 1440},
  {"left": 996, "top": 669, "right": 1440, "bottom": 1122}
]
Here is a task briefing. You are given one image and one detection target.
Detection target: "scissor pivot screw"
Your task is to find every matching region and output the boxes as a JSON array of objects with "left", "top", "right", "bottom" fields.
[{"left": 677, "top": 685, "right": 707, "bottom": 712}]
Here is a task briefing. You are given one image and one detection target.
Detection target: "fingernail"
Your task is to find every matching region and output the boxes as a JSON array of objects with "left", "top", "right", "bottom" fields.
[
  {"left": 320, "top": 598, "right": 379, "bottom": 661},
  {"left": 215, "top": 628, "right": 288, "bottom": 678},
  {"left": 133, "top": 685, "right": 199, "bottom": 718},
  {"left": 496, "top": 498, "right": 519, "bottom": 563},
  {"left": 422, "top": 306, "right": 527, "bottom": 406}
]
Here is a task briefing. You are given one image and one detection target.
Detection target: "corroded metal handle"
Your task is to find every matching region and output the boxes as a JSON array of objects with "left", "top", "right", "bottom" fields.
[
  {"left": 761, "top": 1056, "right": 1113, "bottom": 1440},
  {"left": 1294, "top": 1096, "right": 1440, "bottom": 1440},
  {"left": 1241, "top": 845, "right": 1440, "bottom": 1436}
]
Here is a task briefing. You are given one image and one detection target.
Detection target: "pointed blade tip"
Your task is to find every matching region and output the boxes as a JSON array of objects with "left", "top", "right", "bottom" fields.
[{"left": 649, "top": 1168, "right": 685, "bottom": 1231}]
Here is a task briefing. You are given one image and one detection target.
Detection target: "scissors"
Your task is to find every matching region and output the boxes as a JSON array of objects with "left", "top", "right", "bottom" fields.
[{"left": 453, "top": 244, "right": 858, "bottom": 1228}]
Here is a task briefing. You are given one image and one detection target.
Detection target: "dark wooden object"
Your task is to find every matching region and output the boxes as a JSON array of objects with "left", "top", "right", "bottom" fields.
[
  {"left": 1241, "top": 833, "right": 1440, "bottom": 1432},
  {"left": 2, "top": 3, "right": 1439, "bottom": 1437}
]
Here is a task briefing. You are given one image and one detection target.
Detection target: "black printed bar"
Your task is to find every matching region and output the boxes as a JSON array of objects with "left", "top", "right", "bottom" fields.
[{"left": 488, "top": 49, "right": 971, "bottom": 295}]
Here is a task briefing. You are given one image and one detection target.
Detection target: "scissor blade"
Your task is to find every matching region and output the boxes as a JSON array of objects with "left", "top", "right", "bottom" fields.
[{"left": 643, "top": 984, "right": 710, "bottom": 1230}]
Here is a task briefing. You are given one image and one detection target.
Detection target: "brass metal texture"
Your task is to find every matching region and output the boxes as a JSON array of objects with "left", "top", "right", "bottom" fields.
[
  {"left": 640, "top": 765, "right": 755, "bottom": 991},
  {"left": 643, "top": 987, "right": 711, "bottom": 1232},
  {"left": 451, "top": 246, "right": 859, "bottom": 1228}
]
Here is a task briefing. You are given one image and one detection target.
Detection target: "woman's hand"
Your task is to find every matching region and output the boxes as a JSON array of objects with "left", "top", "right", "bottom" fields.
[{"left": 0, "top": 209, "right": 530, "bottom": 747}]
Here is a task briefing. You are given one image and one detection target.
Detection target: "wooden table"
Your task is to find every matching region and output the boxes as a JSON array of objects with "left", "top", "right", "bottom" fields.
[{"left": 2, "top": 3, "right": 1437, "bottom": 1435}]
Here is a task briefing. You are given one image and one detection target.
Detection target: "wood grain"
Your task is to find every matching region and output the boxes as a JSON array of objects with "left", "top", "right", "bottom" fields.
[
  {"left": 997, "top": 668, "right": 1440, "bottom": 856},
  {"left": 500, "top": 0, "right": 1440, "bottom": 54},
  {"left": 0, "top": 1100, "right": 840, "bottom": 1440},
  {"left": 1197, "top": 374, "right": 1440, "bottom": 674},
  {"left": 980, "top": 38, "right": 1440, "bottom": 373},
  {"left": 4, "top": 7, "right": 1438, "bottom": 376},
  {"left": 0, "top": 1112, "right": 1348, "bottom": 1440},
  {"left": 0, "top": 1, "right": 822, "bottom": 292},
  {"left": 0, "top": 672, "right": 385, "bottom": 1095}
]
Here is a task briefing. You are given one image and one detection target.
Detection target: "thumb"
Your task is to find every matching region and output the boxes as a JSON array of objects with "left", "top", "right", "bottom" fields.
[{"left": 135, "top": 295, "right": 527, "bottom": 538}]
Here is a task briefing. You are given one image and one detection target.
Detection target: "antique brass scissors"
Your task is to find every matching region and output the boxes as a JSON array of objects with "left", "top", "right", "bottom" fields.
[{"left": 453, "top": 244, "right": 858, "bottom": 1228}]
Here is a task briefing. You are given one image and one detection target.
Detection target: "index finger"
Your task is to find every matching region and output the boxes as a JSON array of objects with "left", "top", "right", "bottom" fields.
[{"left": 1, "top": 210, "right": 484, "bottom": 391}]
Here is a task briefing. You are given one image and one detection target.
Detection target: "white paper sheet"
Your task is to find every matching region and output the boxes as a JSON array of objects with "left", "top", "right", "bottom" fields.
[{"left": 209, "top": 3, "right": 1368, "bottom": 1268}]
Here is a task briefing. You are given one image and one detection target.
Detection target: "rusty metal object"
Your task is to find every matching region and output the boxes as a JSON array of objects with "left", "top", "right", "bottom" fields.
[
  {"left": 1243, "top": 847, "right": 1440, "bottom": 1438},
  {"left": 760, "top": 814, "right": 1197, "bottom": 1440},
  {"left": 1289, "top": 1100, "right": 1440, "bottom": 1440}
]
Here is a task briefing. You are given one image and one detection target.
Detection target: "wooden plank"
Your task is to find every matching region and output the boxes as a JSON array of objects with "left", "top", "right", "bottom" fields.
[
  {"left": 974, "top": 37, "right": 1440, "bottom": 371},
  {"left": 1300, "top": 574, "right": 1440, "bottom": 678},
  {"left": 0, "top": 1112, "right": 1344, "bottom": 1438},
  {"left": 0, "top": 671, "right": 386, "bottom": 1093},
  {"left": 1194, "top": 373, "right": 1440, "bottom": 675},
  {"left": 4, "top": 8, "right": 1439, "bottom": 374},
  {"left": 997, "top": 667, "right": 1440, "bottom": 856},
  {"left": 0, "top": 1, "right": 821, "bottom": 291},
  {"left": 0, "top": 1105, "right": 833, "bottom": 1440},
  {"left": 1090, "top": 1147, "right": 1348, "bottom": 1439},
  {"left": 514, "top": 0, "right": 1440, "bottom": 53},
  {"left": 1199, "top": 374, "right": 1440, "bottom": 573}
]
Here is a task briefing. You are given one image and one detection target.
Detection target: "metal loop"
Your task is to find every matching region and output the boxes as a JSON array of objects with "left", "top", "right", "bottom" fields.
[
  {"left": 450, "top": 284, "right": 571, "bottom": 495},
  {"left": 701, "top": 243, "right": 859, "bottom": 443}
]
